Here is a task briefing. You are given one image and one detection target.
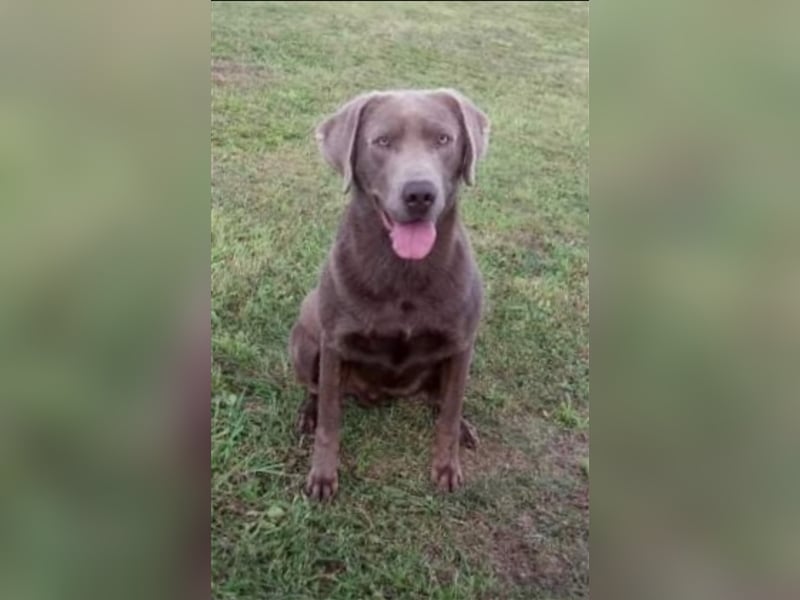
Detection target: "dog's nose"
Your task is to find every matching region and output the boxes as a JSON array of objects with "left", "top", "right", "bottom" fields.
[{"left": 402, "top": 180, "right": 437, "bottom": 218}]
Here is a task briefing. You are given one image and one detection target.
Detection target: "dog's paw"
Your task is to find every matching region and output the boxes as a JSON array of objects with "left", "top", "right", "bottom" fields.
[
  {"left": 431, "top": 458, "right": 464, "bottom": 493},
  {"left": 459, "top": 417, "right": 479, "bottom": 449},
  {"left": 305, "top": 467, "right": 338, "bottom": 501}
]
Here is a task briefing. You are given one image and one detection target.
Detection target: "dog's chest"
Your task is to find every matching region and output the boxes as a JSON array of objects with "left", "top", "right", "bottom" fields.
[
  {"left": 336, "top": 299, "right": 458, "bottom": 368},
  {"left": 342, "top": 328, "right": 450, "bottom": 365}
]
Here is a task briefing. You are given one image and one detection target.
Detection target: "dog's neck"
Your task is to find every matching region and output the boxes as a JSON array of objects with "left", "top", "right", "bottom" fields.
[{"left": 333, "top": 188, "right": 463, "bottom": 296}]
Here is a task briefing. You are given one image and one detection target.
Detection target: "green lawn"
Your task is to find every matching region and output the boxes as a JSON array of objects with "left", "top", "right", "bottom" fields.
[{"left": 211, "top": 2, "right": 588, "bottom": 598}]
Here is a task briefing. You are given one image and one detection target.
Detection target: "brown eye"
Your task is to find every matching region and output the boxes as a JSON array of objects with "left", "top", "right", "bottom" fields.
[
  {"left": 437, "top": 133, "right": 452, "bottom": 146},
  {"left": 373, "top": 135, "right": 391, "bottom": 147}
]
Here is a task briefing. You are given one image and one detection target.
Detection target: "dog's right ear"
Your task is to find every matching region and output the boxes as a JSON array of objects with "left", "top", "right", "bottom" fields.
[{"left": 315, "top": 92, "right": 381, "bottom": 194}]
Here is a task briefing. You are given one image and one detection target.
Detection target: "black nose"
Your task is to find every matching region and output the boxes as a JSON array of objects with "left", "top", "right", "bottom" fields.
[{"left": 401, "top": 180, "right": 437, "bottom": 218}]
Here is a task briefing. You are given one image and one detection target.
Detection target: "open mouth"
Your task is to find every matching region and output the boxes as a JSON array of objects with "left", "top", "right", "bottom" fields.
[{"left": 373, "top": 198, "right": 437, "bottom": 260}]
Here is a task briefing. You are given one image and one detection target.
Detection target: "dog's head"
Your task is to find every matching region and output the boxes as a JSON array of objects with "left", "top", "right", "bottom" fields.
[{"left": 316, "top": 89, "right": 490, "bottom": 260}]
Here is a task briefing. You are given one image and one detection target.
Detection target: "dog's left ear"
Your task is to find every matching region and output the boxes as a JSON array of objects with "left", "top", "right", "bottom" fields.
[
  {"left": 315, "top": 91, "right": 381, "bottom": 193},
  {"left": 435, "top": 89, "right": 491, "bottom": 186}
]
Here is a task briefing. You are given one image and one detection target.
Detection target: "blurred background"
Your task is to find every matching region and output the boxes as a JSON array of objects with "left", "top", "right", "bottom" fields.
[
  {"left": 592, "top": 1, "right": 800, "bottom": 598},
  {"left": 0, "top": 1, "right": 208, "bottom": 599}
]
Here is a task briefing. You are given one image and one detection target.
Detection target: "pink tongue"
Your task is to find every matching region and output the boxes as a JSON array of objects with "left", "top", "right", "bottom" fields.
[{"left": 389, "top": 221, "right": 437, "bottom": 260}]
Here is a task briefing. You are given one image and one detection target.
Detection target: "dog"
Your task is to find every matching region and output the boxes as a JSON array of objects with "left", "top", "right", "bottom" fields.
[{"left": 289, "top": 89, "right": 490, "bottom": 500}]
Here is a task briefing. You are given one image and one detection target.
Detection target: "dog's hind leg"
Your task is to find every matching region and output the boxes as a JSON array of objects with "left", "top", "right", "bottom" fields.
[
  {"left": 425, "top": 381, "right": 479, "bottom": 450},
  {"left": 289, "top": 289, "right": 321, "bottom": 436},
  {"left": 296, "top": 392, "right": 318, "bottom": 435}
]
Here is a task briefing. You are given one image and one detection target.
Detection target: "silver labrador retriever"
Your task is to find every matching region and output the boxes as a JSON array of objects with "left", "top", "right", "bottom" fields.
[{"left": 289, "top": 89, "right": 490, "bottom": 500}]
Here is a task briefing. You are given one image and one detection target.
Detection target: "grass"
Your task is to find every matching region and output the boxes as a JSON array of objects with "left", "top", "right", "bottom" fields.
[{"left": 211, "top": 2, "right": 588, "bottom": 598}]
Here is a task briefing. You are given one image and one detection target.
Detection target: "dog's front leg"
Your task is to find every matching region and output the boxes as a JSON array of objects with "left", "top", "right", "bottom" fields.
[
  {"left": 305, "top": 337, "right": 342, "bottom": 501},
  {"left": 431, "top": 348, "right": 471, "bottom": 492}
]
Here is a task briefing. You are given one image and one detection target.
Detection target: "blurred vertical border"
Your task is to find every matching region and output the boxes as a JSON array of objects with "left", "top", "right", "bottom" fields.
[
  {"left": 0, "top": 1, "right": 210, "bottom": 599},
  {"left": 592, "top": 0, "right": 800, "bottom": 598}
]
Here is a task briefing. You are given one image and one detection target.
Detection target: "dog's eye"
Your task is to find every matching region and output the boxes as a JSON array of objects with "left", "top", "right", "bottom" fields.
[
  {"left": 373, "top": 135, "right": 391, "bottom": 147},
  {"left": 437, "top": 133, "right": 452, "bottom": 146}
]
